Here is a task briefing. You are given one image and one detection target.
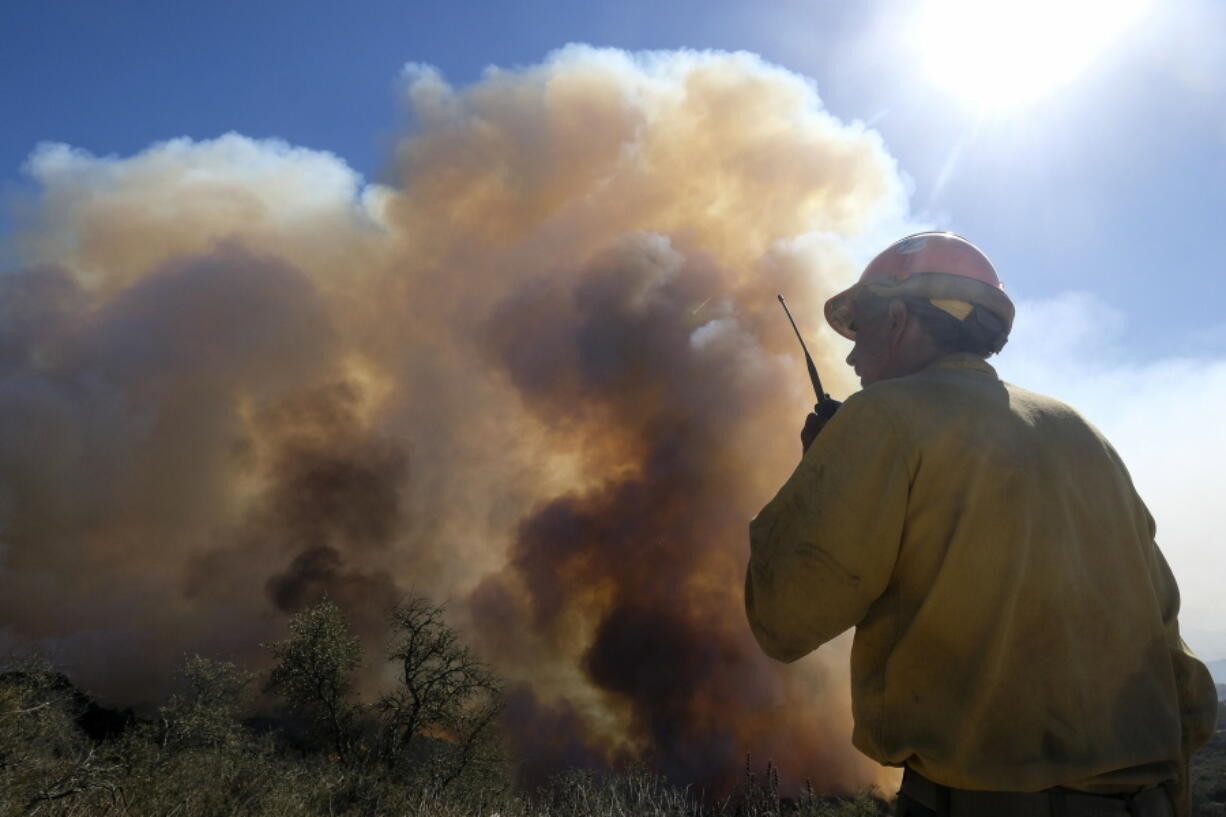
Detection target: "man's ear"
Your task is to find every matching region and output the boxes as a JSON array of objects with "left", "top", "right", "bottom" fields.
[{"left": 886, "top": 299, "right": 909, "bottom": 344}]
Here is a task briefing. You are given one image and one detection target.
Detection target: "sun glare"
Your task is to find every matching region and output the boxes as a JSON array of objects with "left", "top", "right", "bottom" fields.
[{"left": 916, "top": 0, "right": 1152, "bottom": 109}]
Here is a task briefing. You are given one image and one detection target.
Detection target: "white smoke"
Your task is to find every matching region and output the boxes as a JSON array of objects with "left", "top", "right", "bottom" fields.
[{"left": 0, "top": 45, "right": 915, "bottom": 791}]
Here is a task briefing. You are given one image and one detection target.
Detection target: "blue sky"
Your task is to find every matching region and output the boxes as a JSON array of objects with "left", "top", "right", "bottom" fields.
[
  {"left": 4, "top": 0, "right": 1223, "bottom": 356},
  {"left": 2, "top": 0, "right": 1225, "bottom": 661}
]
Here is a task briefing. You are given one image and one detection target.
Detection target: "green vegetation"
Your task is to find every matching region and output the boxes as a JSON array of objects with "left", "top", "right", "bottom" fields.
[
  {"left": 265, "top": 599, "right": 363, "bottom": 763},
  {"left": 1, "top": 600, "right": 1220, "bottom": 816}
]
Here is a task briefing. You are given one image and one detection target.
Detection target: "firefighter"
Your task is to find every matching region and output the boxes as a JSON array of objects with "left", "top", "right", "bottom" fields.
[{"left": 745, "top": 232, "right": 1218, "bottom": 817}]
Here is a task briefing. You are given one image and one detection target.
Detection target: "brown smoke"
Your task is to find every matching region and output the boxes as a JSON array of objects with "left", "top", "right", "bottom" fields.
[{"left": 0, "top": 46, "right": 908, "bottom": 792}]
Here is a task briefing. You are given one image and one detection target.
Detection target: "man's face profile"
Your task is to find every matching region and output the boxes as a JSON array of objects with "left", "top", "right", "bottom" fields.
[{"left": 845, "top": 294, "right": 897, "bottom": 387}]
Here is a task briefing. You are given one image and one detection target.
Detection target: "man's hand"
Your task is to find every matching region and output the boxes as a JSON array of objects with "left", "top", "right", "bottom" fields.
[{"left": 801, "top": 400, "right": 842, "bottom": 453}]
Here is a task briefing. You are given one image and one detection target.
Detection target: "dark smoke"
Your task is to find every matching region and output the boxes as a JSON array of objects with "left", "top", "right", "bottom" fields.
[{"left": 464, "top": 238, "right": 871, "bottom": 791}]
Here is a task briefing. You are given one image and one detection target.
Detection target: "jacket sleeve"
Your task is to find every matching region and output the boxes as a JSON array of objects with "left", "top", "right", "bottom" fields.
[{"left": 745, "top": 393, "right": 910, "bottom": 663}]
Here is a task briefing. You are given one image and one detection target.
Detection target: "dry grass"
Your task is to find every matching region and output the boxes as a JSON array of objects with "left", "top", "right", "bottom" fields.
[{"left": 3, "top": 652, "right": 1220, "bottom": 817}]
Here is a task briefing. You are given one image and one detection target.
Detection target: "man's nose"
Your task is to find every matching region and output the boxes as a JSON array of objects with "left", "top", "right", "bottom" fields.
[{"left": 846, "top": 347, "right": 857, "bottom": 367}]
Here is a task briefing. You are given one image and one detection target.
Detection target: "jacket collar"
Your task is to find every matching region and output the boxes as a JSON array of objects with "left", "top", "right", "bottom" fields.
[{"left": 923, "top": 353, "right": 999, "bottom": 379}]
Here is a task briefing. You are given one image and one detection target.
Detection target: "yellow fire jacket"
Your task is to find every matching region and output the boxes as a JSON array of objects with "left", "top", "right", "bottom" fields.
[{"left": 746, "top": 354, "right": 1217, "bottom": 813}]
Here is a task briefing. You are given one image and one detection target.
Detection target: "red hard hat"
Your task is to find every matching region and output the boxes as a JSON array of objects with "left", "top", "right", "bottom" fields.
[{"left": 824, "top": 232, "right": 1014, "bottom": 341}]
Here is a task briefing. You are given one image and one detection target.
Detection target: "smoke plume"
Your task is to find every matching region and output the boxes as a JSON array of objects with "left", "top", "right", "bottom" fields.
[{"left": 0, "top": 46, "right": 909, "bottom": 792}]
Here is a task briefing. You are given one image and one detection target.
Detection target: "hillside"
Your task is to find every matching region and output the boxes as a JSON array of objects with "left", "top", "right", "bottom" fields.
[{"left": 1191, "top": 702, "right": 1226, "bottom": 816}]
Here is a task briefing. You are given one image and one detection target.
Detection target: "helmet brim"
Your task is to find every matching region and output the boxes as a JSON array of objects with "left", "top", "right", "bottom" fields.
[
  {"left": 823, "top": 273, "right": 1015, "bottom": 345},
  {"left": 824, "top": 284, "right": 860, "bottom": 341}
]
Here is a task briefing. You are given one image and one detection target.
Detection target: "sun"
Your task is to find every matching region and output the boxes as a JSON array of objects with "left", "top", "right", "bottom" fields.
[{"left": 915, "top": 0, "right": 1152, "bottom": 110}]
